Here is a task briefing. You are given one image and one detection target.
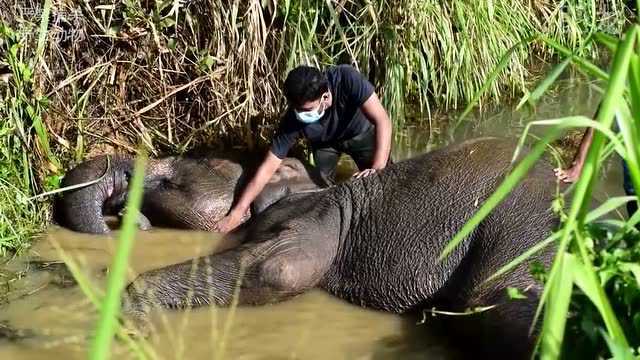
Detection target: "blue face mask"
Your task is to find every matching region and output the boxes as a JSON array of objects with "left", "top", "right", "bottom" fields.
[{"left": 295, "top": 93, "right": 328, "bottom": 124}]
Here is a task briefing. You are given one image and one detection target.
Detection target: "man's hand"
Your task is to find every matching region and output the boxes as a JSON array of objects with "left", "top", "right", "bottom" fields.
[
  {"left": 554, "top": 162, "right": 583, "bottom": 183},
  {"left": 352, "top": 168, "right": 377, "bottom": 179},
  {"left": 212, "top": 208, "right": 247, "bottom": 233}
]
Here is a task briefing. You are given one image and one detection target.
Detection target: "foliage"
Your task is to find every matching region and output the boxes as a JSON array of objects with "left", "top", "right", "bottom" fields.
[
  {"left": 441, "top": 18, "right": 640, "bottom": 359},
  {"left": 0, "top": 1, "right": 632, "bottom": 250},
  {"left": 564, "top": 223, "right": 640, "bottom": 359},
  {"left": 0, "top": 0, "right": 59, "bottom": 253}
]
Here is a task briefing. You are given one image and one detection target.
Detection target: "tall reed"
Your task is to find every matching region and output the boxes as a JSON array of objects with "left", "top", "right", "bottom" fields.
[{"left": 441, "top": 20, "right": 640, "bottom": 358}]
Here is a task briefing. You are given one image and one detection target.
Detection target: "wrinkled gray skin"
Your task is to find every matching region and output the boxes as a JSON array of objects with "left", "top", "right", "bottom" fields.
[
  {"left": 56, "top": 155, "right": 319, "bottom": 233},
  {"left": 252, "top": 158, "right": 322, "bottom": 214},
  {"left": 122, "top": 137, "right": 562, "bottom": 358}
]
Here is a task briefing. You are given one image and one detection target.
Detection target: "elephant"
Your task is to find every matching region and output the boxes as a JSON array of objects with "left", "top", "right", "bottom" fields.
[
  {"left": 54, "top": 153, "right": 321, "bottom": 234},
  {"left": 121, "top": 137, "right": 563, "bottom": 358}
]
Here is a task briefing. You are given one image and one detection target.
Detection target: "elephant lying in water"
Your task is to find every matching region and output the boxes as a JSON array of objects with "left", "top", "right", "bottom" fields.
[
  {"left": 55, "top": 154, "right": 320, "bottom": 233},
  {"left": 122, "top": 137, "right": 562, "bottom": 358}
]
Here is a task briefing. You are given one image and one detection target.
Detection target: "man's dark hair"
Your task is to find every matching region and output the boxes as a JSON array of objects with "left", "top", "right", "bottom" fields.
[{"left": 283, "top": 65, "right": 329, "bottom": 107}]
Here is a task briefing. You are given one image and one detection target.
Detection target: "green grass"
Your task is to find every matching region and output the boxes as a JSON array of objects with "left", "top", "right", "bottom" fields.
[
  {"left": 440, "top": 20, "right": 640, "bottom": 359},
  {"left": 0, "top": 0, "right": 632, "bottom": 254},
  {"left": 89, "top": 152, "right": 147, "bottom": 360},
  {"left": 0, "top": 1, "right": 60, "bottom": 254}
]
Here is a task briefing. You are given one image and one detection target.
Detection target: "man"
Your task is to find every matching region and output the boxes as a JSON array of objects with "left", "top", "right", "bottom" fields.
[
  {"left": 212, "top": 64, "right": 393, "bottom": 233},
  {"left": 554, "top": 106, "right": 638, "bottom": 217}
]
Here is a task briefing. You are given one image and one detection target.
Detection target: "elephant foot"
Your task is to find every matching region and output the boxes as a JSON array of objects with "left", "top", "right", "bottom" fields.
[{"left": 117, "top": 208, "right": 152, "bottom": 231}]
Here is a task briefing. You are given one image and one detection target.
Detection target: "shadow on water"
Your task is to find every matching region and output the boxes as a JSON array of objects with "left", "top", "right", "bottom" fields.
[{"left": 0, "top": 72, "right": 629, "bottom": 359}]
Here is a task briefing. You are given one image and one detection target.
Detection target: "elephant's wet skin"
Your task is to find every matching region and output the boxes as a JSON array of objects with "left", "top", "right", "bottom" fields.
[
  {"left": 122, "top": 137, "right": 560, "bottom": 358},
  {"left": 55, "top": 155, "right": 320, "bottom": 233},
  {"left": 55, "top": 155, "right": 134, "bottom": 234}
]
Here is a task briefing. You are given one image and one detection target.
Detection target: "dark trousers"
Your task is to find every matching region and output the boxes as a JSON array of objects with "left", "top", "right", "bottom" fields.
[
  {"left": 312, "top": 126, "right": 392, "bottom": 186},
  {"left": 622, "top": 160, "right": 639, "bottom": 218}
]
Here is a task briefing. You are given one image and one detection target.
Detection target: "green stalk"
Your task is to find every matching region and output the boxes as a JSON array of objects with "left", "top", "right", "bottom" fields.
[
  {"left": 35, "top": 0, "right": 52, "bottom": 63},
  {"left": 89, "top": 151, "right": 147, "bottom": 360},
  {"left": 538, "top": 25, "right": 638, "bottom": 359}
]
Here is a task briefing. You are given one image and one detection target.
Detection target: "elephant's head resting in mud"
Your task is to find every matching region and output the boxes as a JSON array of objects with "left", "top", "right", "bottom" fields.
[
  {"left": 55, "top": 154, "right": 320, "bottom": 234},
  {"left": 55, "top": 155, "right": 244, "bottom": 234},
  {"left": 55, "top": 155, "right": 135, "bottom": 234}
]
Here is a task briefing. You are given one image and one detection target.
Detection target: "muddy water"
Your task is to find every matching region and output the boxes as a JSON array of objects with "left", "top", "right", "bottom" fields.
[
  {"left": 0, "top": 74, "right": 629, "bottom": 359},
  {"left": 0, "top": 227, "right": 458, "bottom": 359}
]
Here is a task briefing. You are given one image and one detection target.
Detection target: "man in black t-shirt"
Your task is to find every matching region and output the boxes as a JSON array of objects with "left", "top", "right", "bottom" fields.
[{"left": 213, "top": 64, "right": 393, "bottom": 233}]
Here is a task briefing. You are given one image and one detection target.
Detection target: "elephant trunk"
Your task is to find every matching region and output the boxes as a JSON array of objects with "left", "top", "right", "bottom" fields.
[{"left": 56, "top": 155, "right": 133, "bottom": 234}]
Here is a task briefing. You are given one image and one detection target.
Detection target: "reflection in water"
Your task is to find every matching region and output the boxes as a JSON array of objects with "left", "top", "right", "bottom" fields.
[{"left": 0, "top": 74, "right": 629, "bottom": 359}]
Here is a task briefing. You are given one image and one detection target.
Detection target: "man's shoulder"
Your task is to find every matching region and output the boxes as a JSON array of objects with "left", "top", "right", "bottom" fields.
[
  {"left": 276, "top": 108, "right": 303, "bottom": 133},
  {"left": 325, "top": 64, "right": 359, "bottom": 78},
  {"left": 326, "top": 64, "right": 366, "bottom": 92}
]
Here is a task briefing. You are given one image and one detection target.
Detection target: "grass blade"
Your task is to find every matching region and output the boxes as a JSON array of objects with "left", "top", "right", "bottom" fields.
[
  {"left": 539, "top": 253, "right": 574, "bottom": 360},
  {"left": 89, "top": 151, "right": 147, "bottom": 360},
  {"left": 516, "top": 56, "right": 571, "bottom": 110},
  {"left": 539, "top": 35, "right": 609, "bottom": 81},
  {"left": 454, "top": 36, "right": 536, "bottom": 128}
]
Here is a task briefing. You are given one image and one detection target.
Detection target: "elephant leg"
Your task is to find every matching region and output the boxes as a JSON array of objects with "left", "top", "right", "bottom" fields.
[
  {"left": 122, "top": 241, "right": 324, "bottom": 332},
  {"left": 452, "top": 273, "right": 542, "bottom": 359},
  {"left": 443, "top": 183, "right": 555, "bottom": 359}
]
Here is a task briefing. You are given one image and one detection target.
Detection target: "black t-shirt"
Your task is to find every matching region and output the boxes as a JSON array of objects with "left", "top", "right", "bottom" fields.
[{"left": 270, "top": 64, "right": 375, "bottom": 158}]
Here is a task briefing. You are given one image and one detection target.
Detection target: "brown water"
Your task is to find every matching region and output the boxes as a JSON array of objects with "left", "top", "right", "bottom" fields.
[
  {"left": 0, "top": 73, "right": 629, "bottom": 359},
  {"left": 0, "top": 227, "right": 458, "bottom": 359}
]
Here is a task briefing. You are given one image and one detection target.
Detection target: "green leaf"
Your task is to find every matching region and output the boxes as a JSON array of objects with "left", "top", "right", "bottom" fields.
[
  {"left": 619, "top": 263, "right": 640, "bottom": 288},
  {"left": 167, "top": 38, "right": 177, "bottom": 50},
  {"left": 600, "top": 329, "right": 635, "bottom": 360},
  {"left": 516, "top": 56, "right": 571, "bottom": 110},
  {"left": 540, "top": 35, "right": 609, "bottom": 81},
  {"left": 585, "top": 196, "right": 639, "bottom": 223},
  {"left": 539, "top": 253, "right": 574, "bottom": 360},
  {"left": 507, "top": 287, "right": 528, "bottom": 300},
  {"left": 594, "top": 32, "right": 619, "bottom": 53}
]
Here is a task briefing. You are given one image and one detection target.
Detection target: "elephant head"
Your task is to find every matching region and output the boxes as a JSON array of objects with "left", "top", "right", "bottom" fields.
[
  {"left": 55, "top": 155, "right": 134, "bottom": 234},
  {"left": 252, "top": 157, "right": 322, "bottom": 215},
  {"left": 56, "top": 154, "right": 320, "bottom": 233},
  {"left": 55, "top": 155, "right": 245, "bottom": 234}
]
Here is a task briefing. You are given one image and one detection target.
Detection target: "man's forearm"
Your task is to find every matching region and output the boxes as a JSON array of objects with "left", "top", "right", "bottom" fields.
[
  {"left": 573, "top": 127, "right": 595, "bottom": 166},
  {"left": 232, "top": 177, "right": 266, "bottom": 215},
  {"left": 230, "top": 151, "right": 282, "bottom": 215},
  {"left": 372, "top": 119, "right": 392, "bottom": 169},
  {"left": 360, "top": 93, "right": 392, "bottom": 169}
]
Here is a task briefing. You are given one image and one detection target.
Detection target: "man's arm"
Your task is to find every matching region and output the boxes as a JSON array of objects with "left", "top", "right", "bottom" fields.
[
  {"left": 339, "top": 65, "right": 392, "bottom": 175},
  {"left": 213, "top": 151, "right": 283, "bottom": 233},
  {"left": 359, "top": 92, "right": 392, "bottom": 171},
  {"left": 554, "top": 103, "right": 604, "bottom": 183},
  {"left": 554, "top": 127, "right": 594, "bottom": 183}
]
